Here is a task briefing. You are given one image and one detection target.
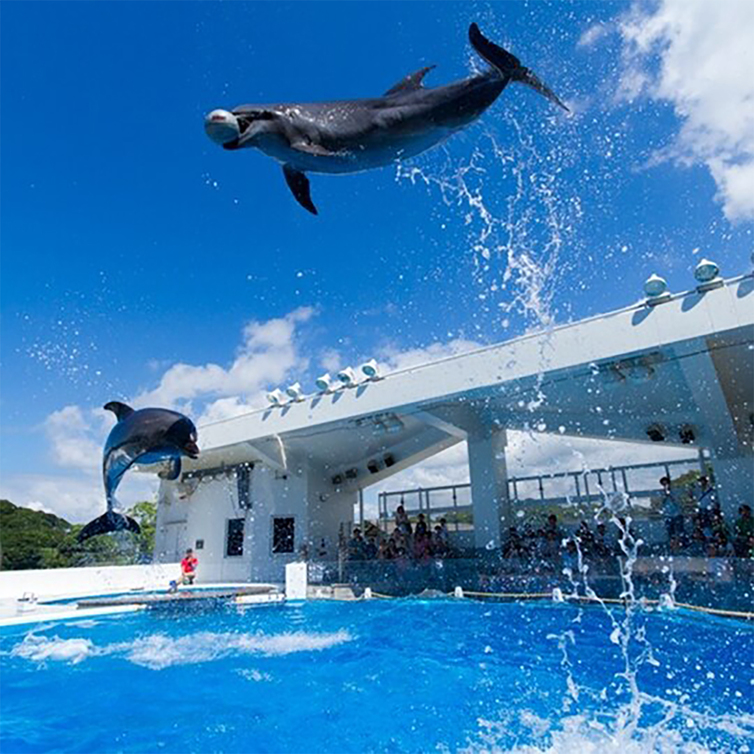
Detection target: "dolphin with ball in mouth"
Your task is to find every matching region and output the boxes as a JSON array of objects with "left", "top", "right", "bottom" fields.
[
  {"left": 77, "top": 402, "right": 200, "bottom": 542},
  {"left": 204, "top": 23, "right": 568, "bottom": 215}
]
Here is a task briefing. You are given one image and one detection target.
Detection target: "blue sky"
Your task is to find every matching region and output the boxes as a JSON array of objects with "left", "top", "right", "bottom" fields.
[{"left": 1, "top": 1, "right": 752, "bottom": 520}]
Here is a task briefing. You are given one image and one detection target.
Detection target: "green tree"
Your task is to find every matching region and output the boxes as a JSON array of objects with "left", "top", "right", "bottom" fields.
[
  {"left": 127, "top": 500, "right": 157, "bottom": 561},
  {"left": 0, "top": 498, "right": 159, "bottom": 570}
]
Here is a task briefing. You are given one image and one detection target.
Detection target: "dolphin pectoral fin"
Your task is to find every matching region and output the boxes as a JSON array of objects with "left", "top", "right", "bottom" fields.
[
  {"left": 283, "top": 165, "right": 318, "bottom": 215},
  {"left": 384, "top": 65, "right": 436, "bottom": 96},
  {"left": 77, "top": 511, "right": 141, "bottom": 542},
  {"left": 290, "top": 141, "right": 336, "bottom": 158},
  {"left": 158, "top": 457, "right": 182, "bottom": 481},
  {"left": 103, "top": 401, "right": 135, "bottom": 421},
  {"left": 468, "top": 23, "right": 569, "bottom": 112}
]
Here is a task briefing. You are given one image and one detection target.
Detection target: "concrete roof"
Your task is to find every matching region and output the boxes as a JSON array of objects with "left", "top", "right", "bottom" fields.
[{"left": 183, "top": 274, "right": 753, "bottom": 483}]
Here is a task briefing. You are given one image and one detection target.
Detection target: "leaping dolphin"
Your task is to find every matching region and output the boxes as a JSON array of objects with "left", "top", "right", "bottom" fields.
[
  {"left": 77, "top": 402, "right": 200, "bottom": 542},
  {"left": 204, "top": 23, "right": 568, "bottom": 214}
]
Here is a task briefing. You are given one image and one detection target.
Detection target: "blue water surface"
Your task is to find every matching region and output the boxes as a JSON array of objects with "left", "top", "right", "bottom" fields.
[{"left": 1, "top": 599, "right": 752, "bottom": 753}]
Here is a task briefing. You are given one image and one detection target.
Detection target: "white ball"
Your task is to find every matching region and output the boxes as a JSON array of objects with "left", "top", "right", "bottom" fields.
[{"left": 204, "top": 109, "right": 240, "bottom": 145}]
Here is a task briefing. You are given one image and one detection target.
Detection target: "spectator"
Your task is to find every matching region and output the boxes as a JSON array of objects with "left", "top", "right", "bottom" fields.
[
  {"left": 414, "top": 513, "right": 428, "bottom": 538},
  {"left": 413, "top": 530, "right": 432, "bottom": 562},
  {"left": 696, "top": 476, "right": 718, "bottom": 528},
  {"left": 348, "top": 528, "right": 366, "bottom": 560},
  {"left": 364, "top": 535, "right": 378, "bottom": 560},
  {"left": 502, "top": 526, "right": 527, "bottom": 559},
  {"left": 395, "top": 504, "right": 412, "bottom": 536},
  {"left": 432, "top": 525, "right": 449, "bottom": 556},
  {"left": 660, "top": 476, "right": 684, "bottom": 543},
  {"left": 576, "top": 521, "right": 595, "bottom": 555},
  {"left": 436, "top": 518, "right": 449, "bottom": 545},
  {"left": 562, "top": 539, "right": 580, "bottom": 575},
  {"left": 593, "top": 523, "right": 613, "bottom": 558},
  {"left": 734, "top": 505, "right": 754, "bottom": 558}
]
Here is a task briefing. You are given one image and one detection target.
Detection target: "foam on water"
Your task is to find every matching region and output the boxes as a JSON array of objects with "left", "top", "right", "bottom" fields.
[{"left": 11, "top": 629, "right": 352, "bottom": 670}]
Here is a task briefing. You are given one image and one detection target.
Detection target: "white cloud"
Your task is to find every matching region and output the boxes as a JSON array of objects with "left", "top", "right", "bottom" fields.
[
  {"left": 135, "top": 306, "right": 315, "bottom": 412},
  {"left": 617, "top": 0, "right": 754, "bottom": 221},
  {"left": 578, "top": 22, "right": 610, "bottom": 48},
  {"left": 44, "top": 406, "right": 102, "bottom": 474},
  {"left": 3, "top": 308, "right": 317, "bottom": 522},
  {"left": 377, "top": 337, "right": 482, "bottom": 372}
]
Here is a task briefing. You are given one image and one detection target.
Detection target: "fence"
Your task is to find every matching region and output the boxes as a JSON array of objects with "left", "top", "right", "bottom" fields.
[{"left": 375, "top": 456, "right": 704, "bottom": 533}]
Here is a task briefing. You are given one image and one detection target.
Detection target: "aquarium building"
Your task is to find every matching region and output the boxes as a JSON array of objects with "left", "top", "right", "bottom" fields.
[{"left": 152, "top": 270, "right": 753, "bottom": 583}]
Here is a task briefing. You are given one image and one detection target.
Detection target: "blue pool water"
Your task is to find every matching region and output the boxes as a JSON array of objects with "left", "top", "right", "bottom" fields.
[{"left": 1, "top": 599, "right": 752, "bottom": 753}]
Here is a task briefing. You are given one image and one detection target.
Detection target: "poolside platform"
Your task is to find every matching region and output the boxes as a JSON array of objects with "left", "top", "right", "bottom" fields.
[{"left": 79, "top": 585, "right": 278, "bottom": 608}]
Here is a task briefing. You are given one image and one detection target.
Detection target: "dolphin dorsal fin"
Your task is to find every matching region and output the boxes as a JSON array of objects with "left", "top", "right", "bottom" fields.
[
  {"left": 104, "top": 401, "right": 135, "bottom": 421},
  {"left": 384, "top": 65, "right": 436, "bottom": 96}
]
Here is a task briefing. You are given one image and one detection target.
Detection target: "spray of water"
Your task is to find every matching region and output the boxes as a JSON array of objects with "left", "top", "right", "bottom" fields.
[{"left": 396, "top": 111, "right": 580, "bottom": 334}]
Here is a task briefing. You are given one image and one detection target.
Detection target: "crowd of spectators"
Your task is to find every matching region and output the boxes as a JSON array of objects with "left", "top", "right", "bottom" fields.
[
  {"left": 659, "top": 475, "right": 753, "bottom": 558},
  {"left": 343, "top": 476, "right": 753, "bottom": 568},
  {"left": 346, "top": 505, "right": 452, "bottom": 563}
]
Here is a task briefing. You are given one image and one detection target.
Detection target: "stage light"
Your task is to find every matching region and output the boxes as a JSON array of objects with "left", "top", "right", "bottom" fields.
[
  {"left": 315, "top": 373, "right": 334, "bottom": 393},
  {"left": 646, "top": 423, "right": 666, "bottom": 442},
  {"left": 337, "top": 367, "right": 358, "bottom": 386},
  {"left": 266, "top": 389, "right": 286, "bottom": 406},
  {"left": 694, "top": 258, "right": 719, "bottom": 283},
  {"left": 286, "top": 382, "right": 304, "bottom": 401},
  {"left": 643, "top": 273, "right": 668, "bottom": 298},
  {"left": 361, "top": 359, "right": 381, "bottom": 380}
]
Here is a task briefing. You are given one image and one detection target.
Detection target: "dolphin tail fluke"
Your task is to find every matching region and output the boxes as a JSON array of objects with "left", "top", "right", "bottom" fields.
[
  {"left": 469, "top": 23, "right": 569, "bottom": 112},
  {"left": 77, "top": 510, "right": 141, "bottom": 543}
]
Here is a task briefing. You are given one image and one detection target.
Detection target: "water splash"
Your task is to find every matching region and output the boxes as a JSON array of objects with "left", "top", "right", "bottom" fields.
[
  {"left": 396, "top": 112, "right": 581, "bottom": 333},
  {"left": 11, "top": 629, "right": 353, "bottom": 670}
]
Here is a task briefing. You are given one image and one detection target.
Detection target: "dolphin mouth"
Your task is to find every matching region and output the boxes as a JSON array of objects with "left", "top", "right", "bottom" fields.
[
  {"left": 183, "top": 441, "right": 200, "bottom": 459},
  {"left": 204, "top": 109, "right": 241, "bottom": 146}
]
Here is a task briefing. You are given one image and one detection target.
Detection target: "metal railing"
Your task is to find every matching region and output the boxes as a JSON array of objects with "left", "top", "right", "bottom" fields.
[{"left": 377, "top": 456, "right": 704, "bottom": 531}]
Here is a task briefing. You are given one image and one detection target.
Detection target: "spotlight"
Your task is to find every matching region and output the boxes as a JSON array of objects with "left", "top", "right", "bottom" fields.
[
  {"left": 285, "top": 382, "right": 304, "bottom": 401},
  {"left": 361, "top": 359, "right": 381, "bottom": 380},
  {"left": 679, "top": 425, "right": 696, "bottom": 444},
  {"left": 315, "top": 373, "right": 334, "bottom": 393},
  {"left": 367, "top": 459, "right": 381, "bottom": 474},
  {"left": 694, "top": 258, "right": 719, "bottom": 283},
  {"left": 266, "top": 388, "right": 286, "bottom": 406},
  {"left": 694, "top": 258, "right": 723, "bottom": 291},
  {"left": 643, "top": 273, "right": 668, "bottom": 300},
  {"left": 331, "top": 473, "right": 343, "bottom": 486},
  {"left": 344, "top": 468, "right": 358, "bottom": 480},
  {"left": 337, "top": 367, "right": 358, "bottom": 387},
  {"left": 646, "top": 423, "right": 666, "bottom": 442},
  {"left": 383, "top": 453, "right": 396, "bottom": 467}
]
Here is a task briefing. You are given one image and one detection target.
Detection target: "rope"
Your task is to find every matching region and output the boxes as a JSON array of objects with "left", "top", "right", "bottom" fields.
[{"left": 359, "top": 587, "right": 754, "bottom": 620}]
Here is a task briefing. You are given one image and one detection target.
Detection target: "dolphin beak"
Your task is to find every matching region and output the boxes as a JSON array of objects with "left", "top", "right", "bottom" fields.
[
  {"left": 184, "top": 441, "right": 200, "bottom": 459},
  {"left": 204, "top": 109, "right": 241, "bottom": 145}
]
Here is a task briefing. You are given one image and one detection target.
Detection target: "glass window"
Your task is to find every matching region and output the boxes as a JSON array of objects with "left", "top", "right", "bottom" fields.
[
  {"left": 226, "top": 518, "right": 244, "bottom": 557},
  {"left": 272, "top": 517, "right": 295, "bottom": 554},
  {"left": 237, "top": 464, "right": 252, "bottom": 509}
]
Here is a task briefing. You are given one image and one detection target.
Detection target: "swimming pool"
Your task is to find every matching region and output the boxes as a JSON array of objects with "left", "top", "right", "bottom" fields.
[{"left": 1, "top": 599, "right": 752, "bottom": 753}]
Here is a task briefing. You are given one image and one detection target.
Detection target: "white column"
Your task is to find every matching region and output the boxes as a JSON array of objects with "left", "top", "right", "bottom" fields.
[
  {"left": 678, "top": 346, "right": 752, "bottom": 517},
  {"left": 467, "top": 429, "right": 510, "bottom": 550}
]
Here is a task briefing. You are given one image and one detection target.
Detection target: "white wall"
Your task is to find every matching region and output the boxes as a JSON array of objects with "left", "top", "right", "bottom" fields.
[
  {"left": 0, "top": 563, "right": 179, "bottom": 601},
  {"left": 156, "top": 460, "right": 324, "bottom": 584}
]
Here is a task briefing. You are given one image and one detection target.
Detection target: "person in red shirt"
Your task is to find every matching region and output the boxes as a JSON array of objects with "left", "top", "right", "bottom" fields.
[{"left": 180, "top": 548, "right": 198, "bottom": 585}]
